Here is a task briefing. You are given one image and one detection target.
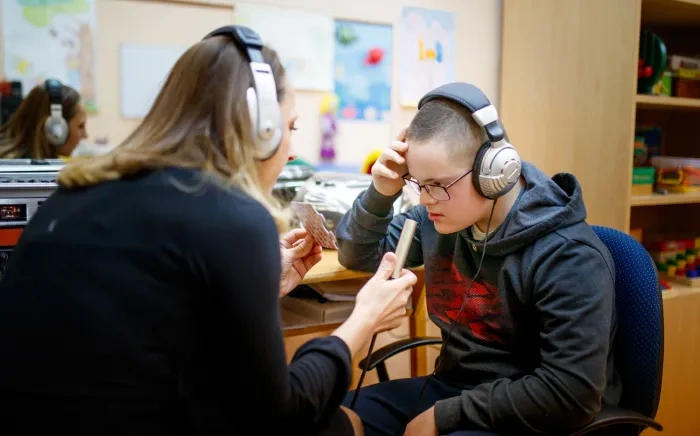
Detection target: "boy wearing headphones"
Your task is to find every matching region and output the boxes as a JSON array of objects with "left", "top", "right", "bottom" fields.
[{"left": 336, "top": 83, "right": 621, "bottom": 436}]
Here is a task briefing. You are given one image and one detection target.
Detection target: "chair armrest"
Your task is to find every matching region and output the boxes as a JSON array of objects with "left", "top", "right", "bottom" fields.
[
  {"left": 569, "top": 405, "right": 662, "bottom": 436},
  {"left": 358, "top": 336, "right": 442, "bottom": 371}
]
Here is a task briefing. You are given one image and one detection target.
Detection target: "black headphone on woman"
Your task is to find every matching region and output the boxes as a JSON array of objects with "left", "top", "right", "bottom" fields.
[
  {"left": 203, "top": 25, "right": 283, "bottom": 161},
  {"left": 43, "top": 78, "right": 69, "bottom": 148}
]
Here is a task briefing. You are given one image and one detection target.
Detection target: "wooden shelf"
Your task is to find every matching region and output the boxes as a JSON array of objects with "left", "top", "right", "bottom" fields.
[
  {"left": 642, "top": 0, "right": 700, "bottom": 26},
  {"left": 663, "top": 281, "right": 700, "bottom": 299},
  {"left": 630, "top": 191, "right": 700, "bottom": 206},
  {"left": 636, "top": 94, "right": 700, "bottom": 110}
]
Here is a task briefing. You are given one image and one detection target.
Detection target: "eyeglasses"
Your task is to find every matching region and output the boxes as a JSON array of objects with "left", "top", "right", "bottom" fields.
[{"left": 402, "top": 170, "right": 473, "bottom": 201}]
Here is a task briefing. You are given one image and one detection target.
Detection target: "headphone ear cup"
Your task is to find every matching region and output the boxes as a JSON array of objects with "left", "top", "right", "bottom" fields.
[
  {"left": 475, "top": 142, "right": 522, "bottom": 200},
  {"left": 246, "top": 87, "right": 282, "bottom": 160},
  {"left": 44, "top": 116, "right": 68, "bottom": 147},
  {"left": 246, "top": 86, "right": 260, "bottom": 140},
  {"left": 472, "top": 142, "right": 491, "bottom": 198}
]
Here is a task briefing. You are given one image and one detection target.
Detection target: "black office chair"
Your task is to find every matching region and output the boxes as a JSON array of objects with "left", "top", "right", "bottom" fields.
[{"left": 358, "top": 226, "right": 664, "bottom": 435}]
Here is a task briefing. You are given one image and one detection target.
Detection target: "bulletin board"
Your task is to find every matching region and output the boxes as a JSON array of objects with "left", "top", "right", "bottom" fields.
[{"left": 119, "top": 43, "right": 188, "bottom": 119}]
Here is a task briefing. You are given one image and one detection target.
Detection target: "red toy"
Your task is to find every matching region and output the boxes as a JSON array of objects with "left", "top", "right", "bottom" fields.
[
  {"left": 638, "top": 58, "right": 654, "bottom": 79},
  {"left": 647, "top": 237, "right": 700, "bottom": 288}
]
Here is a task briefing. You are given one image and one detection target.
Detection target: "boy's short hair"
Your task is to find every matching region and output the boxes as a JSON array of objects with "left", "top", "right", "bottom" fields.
[{"left": 407, "top": 99, "right": 488, "bottom": 164}]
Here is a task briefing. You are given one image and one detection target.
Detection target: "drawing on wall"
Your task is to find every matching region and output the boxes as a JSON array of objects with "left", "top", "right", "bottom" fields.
[
  {"left": 235, "top": 2, "right": 334, "bottom": 92},
  {"left": 333, "top": 20, "right": 392, "bottom": 122},
  {"left": 2, "top": 0, "right": 98, "bottom": 112},
  {"left": 398, "top": 6, "right": 455, "bottom": 107}
]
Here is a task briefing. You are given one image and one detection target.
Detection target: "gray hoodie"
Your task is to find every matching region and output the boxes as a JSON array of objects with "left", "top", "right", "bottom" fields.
[{"left": 336, "top": 161, "right": 622, "bottom": 435}]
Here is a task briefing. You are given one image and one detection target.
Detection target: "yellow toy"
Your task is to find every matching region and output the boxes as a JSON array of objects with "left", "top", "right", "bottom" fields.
[
  {"left": 320, "top": 93, "right": 339, "bottom": 114},
  {"left": 361, "top": 149, "right": 382, "bottom": 174}
]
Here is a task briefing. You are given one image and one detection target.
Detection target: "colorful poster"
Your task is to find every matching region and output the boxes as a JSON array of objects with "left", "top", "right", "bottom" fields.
[
  {"left": 398, "top": 7, "right": 455, "bottom": 107},
  {"left": 334, "top": 20, "right": 393, "bottom": 122},
  {"left": 2, "top": 0, "right": 98, "bottom": 112},
  {"left": 235, "top": 2, "right": 334, "bottom": 92}
]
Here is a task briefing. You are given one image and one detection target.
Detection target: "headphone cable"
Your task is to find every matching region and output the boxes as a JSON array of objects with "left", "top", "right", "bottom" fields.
[
  {"left": 399, "top": 199, "right": 498, "bottom": 434},
  {"left": 349, "top": 333, "right": 376, "bottom": 409}
]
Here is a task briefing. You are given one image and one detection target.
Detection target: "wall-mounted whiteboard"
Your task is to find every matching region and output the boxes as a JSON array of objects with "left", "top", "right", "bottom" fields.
[
  {"left": 119, "top": 43, "right": 188, "bottom": 119},
  {"left": 235, "top": 2, "right": 334, "bottom": 92}
]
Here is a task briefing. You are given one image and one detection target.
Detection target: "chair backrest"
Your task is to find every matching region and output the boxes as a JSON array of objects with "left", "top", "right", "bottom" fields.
[{"left": 591, "top": 226, "right": 664, "bottom": 419}]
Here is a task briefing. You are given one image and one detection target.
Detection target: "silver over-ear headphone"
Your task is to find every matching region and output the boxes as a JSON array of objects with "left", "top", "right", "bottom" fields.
[
  {"left": 43, "top": 78, "right": 69, "bottom": 148},
  {"left": 204, "top": 25, "right": 283, "bottom": 161},
  {"left": 418, "top": 82, "right": 522, "bottom": 200}
]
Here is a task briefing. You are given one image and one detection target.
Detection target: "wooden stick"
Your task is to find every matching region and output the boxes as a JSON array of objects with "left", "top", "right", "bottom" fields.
[{"left": 392, "top": 219, "right": 417, "bottom": 279}]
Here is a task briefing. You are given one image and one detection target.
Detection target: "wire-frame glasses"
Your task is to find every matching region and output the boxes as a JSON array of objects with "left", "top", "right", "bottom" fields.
[{"left": 402, "top": 170, "right": 473, "bottom": 201}]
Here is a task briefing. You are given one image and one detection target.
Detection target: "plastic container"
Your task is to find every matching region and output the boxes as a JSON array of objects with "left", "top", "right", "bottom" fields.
[
  {"left": 651, "top": 156, "right": 700, "bottom": 193},
  {"left": 633, "top": 166, "right": 655, "bottom": 184}
]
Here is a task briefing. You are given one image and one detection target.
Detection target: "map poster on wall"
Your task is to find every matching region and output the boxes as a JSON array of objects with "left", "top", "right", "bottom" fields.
[
  {"left": 398, "top": 6, "right": 455, "bottom": 108},
  {"left": 334, "top": 20, "right": 393, "bottom": 122},
  {"left": 2, "top": 0, "right": 98, "bottom": 113},
  {"left": 235, "top": 2, "right": 334, "bottom": 92}
]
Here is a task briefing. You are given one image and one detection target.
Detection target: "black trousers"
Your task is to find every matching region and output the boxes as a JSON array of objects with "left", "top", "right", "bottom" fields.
[
  {"left": 315, "top": 408, "right": 355, "bottom": 436},
  {"left": 343, "top": 375, "right": 497, "bottom": 436}
]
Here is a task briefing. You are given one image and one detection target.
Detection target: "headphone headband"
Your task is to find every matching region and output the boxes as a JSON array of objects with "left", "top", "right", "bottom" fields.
[
  {"left": 418, "top": 82, "right": 506, "bottom": 146},
  {"left": 203, "top": 25, "right": 282, "bottom": 160},
  {"left": 205, "top": 25, "right": 264, "bottom": 63},
  {"left": 44, "top": 79, "right": 63, "bottom": 106},
  {"left": 416, "top": 82, "right": 522, "bottom": 200}
]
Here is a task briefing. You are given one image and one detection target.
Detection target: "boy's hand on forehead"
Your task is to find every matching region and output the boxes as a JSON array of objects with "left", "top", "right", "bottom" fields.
[
  {"left": 396, "top": 127, "right": 407, "bottom": 143},
  {"left": 371, "top": 128, "right": 409, "bottom": 197}
]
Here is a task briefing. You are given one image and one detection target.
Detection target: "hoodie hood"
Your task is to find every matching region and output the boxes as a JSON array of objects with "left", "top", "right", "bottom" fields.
[{"left": 462, "top": 161, "right": 588, "bottom": 256}]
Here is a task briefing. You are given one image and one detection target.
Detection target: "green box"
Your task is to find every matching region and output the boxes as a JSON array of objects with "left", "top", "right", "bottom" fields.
[
  {"left": 632, "top": 166, "right": 655, "bottom": 185},
  {"left": 652, "top": 71, "right": 672, "bottom": 96}
]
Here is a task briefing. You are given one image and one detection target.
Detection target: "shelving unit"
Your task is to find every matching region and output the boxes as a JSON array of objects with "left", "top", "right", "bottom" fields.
[
  {"left": 629, "top": 4, "right": 700, "bottom": 419},
  {"left": 630, "top": 190, "right": 700, "bottom": 206},
  {"left": 630, "top": 0, "right": 700, "bottom": 295},
  {"left": 642, "top": 0, "right": 700, "bottom": 25},
  {"left": 636, "top": 93, "right": 700, "bottom": 110},
  {"left": 500, "top": 0, "right": 700, "bottom": 235},
  {"left": 500, "top": 1, "right": 700, "bottom": 435}
]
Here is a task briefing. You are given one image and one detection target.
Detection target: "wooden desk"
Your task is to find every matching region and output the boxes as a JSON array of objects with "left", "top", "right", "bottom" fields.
[
  {"left": 300, "top": 250, "right": 376, "bottom": 284},
  {"left": 282, "top": 250, "right": 428, "bottom": 377}
]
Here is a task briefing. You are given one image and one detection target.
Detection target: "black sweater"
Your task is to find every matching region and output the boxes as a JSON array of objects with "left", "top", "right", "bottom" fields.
[{"left": 0, "top": 168, "right": 351, "bottom": 435}]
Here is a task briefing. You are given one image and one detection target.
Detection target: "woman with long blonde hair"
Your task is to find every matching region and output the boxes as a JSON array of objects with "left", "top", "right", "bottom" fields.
[
  {"left": 0, "top": 26, "right": 416, "bottom": 435},
  {"left": 0, "top": 80, "right": 87, "bottom": 159}
]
